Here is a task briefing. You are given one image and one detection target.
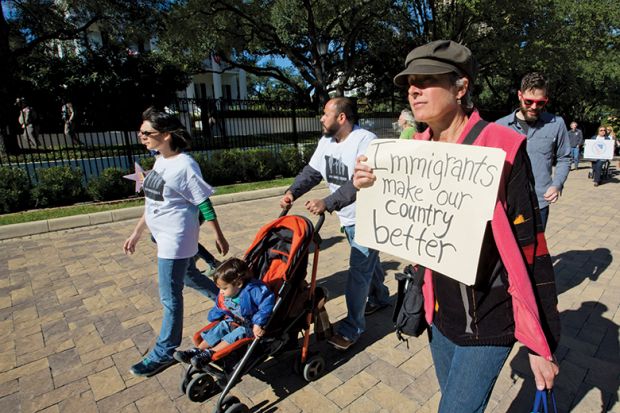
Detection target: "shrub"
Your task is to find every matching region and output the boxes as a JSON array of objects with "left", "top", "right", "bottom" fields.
[
  {"left": 241, "top": 149, "right": 278, "bottom": 181},
  {"left": 301, "top": 142, "right": 317, "bottom": 164},
  {"left": 139, "top": 156, "right": 156, "bottom": 171},
  {"left": 278, "top": 145, "right": 304, "bottom": 177},
  {"left": 206, "top": 150, "right": 245, "bottom": 185},
  {"left": 87, "top": 168, "right": 135, "bottom": 202},
  {"left": 0, "top": 166, "right": 31, "bottom": 213},
  {"left": 31, "top": 166, "right": 85, "bottom": 208}
]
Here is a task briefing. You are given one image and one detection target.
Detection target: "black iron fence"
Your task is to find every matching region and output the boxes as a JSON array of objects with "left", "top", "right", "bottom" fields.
[{"left": 1, "top": 98, "right": 399, "bottom": 185}]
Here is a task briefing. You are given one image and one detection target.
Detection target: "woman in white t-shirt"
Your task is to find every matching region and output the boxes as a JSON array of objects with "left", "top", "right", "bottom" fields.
[{"left": 123, "top": 107, "right": 229, "bottom": 377}]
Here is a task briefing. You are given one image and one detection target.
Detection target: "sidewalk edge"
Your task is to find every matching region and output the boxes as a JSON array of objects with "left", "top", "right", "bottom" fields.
[{"left": 0, "top": 185, "right": 307, "bottom": 240}]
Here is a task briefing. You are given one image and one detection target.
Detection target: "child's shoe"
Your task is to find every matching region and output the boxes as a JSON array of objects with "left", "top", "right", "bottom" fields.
[
  {"left": 173, "top": 347, "right": 202, "bottom": 364},
  {"left": 191, "top": 349, "right": 214, "bottom": 370}
]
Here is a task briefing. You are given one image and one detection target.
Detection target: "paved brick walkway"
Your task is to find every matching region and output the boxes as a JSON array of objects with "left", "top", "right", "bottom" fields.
[{"left": 1, "top": 165, "right": 619, "bottom": 412}]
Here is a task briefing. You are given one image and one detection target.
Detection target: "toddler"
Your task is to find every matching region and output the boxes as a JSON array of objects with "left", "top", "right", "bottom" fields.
[{"left": 174, "top": 258, "right": 275, "bottom": 370}]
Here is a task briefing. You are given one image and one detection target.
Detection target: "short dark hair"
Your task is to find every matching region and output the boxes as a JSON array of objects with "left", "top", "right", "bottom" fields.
[
  {"left": 520, "top": 72, "right": 548, "bottom": 94},
  {"left": 330, "top": 97, "right": 358, "bottom": 125},
  {"left": 213, "top": 258, "right": 253, "bottom": 285},
  {"left": 141, "top": 106, "right": 192, "bottom": 151}
]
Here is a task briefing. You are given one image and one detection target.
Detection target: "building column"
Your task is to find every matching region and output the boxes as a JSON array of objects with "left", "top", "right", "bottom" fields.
[
  {"left": 212, "top": 56, "right": 223, "bottom": 100},
  {"left": 238, "top": 69, "right": 247, "bottom": 99}
]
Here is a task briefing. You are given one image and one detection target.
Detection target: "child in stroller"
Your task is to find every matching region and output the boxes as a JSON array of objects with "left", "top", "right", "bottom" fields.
[
  {"left": 174, "top": 258, "right": 275, "bottom": 369},
  {"left": 177, "top": 213, "right": 331, "bottom": 412}
]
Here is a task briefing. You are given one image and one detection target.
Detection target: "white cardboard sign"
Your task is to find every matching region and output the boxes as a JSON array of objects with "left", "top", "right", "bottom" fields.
[
  {"left": 583, "top": 139, "right": 615, "bottom": 160},
  {"left": 356, "top": 139, "right": 506, "bottom": 285}
]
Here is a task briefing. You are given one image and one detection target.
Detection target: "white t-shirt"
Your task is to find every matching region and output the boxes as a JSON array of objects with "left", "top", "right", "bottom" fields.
[
  {"left": 309, "top": 126, "right": 377, "bottom": 226},
  {"left": 143, "top": 153, "right": 213, "bottom": 259}
]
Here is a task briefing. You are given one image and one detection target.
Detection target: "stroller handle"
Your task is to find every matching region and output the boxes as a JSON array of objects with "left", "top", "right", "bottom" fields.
[{"left": 279, "top": 208, "right": 325, "bottom": 235}]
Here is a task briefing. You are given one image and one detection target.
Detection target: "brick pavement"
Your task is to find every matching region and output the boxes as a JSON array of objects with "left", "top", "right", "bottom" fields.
[{"left": 1, "top": 165, "right": 619, "bottom": 412}]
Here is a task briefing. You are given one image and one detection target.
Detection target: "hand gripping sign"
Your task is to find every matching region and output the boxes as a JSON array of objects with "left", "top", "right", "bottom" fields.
[{"left": 356, "top": 139, "right": 505, "bottom": 285}]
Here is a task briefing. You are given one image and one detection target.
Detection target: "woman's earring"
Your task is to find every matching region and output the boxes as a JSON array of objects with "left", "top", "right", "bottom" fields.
[{"left": 457, "top": 97, "right": 462, "bottom": 105}]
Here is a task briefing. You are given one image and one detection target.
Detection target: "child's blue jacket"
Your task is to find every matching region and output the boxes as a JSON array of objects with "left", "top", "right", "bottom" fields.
[{"left": 208, "top": 280, "right": 275, "bottom": 327}]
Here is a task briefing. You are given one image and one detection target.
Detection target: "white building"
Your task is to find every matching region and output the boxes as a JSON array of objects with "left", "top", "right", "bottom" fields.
[{"left": 182, "top": 56, "right": 248, "bottom": 101}]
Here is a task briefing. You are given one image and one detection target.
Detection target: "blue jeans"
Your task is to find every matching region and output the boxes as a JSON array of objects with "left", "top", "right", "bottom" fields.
[
  {"left": 429, "top": 324, "right": 512, "bottom": 413},
  {"left": 591, "top": 160, "right": 605, "bottom": 183},
  {"left": 539, "top": 206, "right": 549, "bottom": 231},
  {"left": 571, "top": 146, "right": 580, "bottom": 169},
  {"left": 148, "top": 257, "right": 219, "bottom": 362},
  {"left": 201, "top": 319, "right": 252, "bottom": 347},
  {"left": 337, "top": 225, "right": 390, "bottom": 342}
]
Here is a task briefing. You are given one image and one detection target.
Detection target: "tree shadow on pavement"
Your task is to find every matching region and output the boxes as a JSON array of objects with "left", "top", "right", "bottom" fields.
[
  {"left": 506, "top": 301, "right": 619, "bottom": 412},
  {"left": 552, "top": 248, "right": 612, "bottom": 295}
]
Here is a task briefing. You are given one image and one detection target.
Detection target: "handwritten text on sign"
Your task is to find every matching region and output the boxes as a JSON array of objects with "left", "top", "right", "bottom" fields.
[{"left": 356, "top": 139, "right": 506, "bottom": 285}]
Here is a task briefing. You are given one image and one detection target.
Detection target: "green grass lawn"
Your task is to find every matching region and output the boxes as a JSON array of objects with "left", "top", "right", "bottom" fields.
[{"left": 0, "top": 177, "right": 294, "bottom": 226}]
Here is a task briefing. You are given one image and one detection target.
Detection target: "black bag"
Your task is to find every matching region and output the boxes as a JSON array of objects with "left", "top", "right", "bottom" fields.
[{"left": 393, "top": 264, "right": 428, "bottom": 341}]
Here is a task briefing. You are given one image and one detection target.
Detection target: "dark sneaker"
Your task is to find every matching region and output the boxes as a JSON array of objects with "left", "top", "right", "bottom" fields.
[
  {"left": 173, "top": 348, "right": 202, "bottom": 364},
  {"left": 190, "top": 350, "right": 214, "bottom": 370},
  {"left": 129, "top": 357, "right": 177, "bottom": 377},
  {"left": 364, "top": 302, "right": 389, "bottom": 316},
  {"left": 328, "top": 334, "right": 354, "bottom": 350}
]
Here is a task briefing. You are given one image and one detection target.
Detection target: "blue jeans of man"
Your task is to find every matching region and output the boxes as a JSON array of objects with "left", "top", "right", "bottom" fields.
[
  {"left": 570, "top": 146, "right": 580, "bottom": 169},
  {"left": 337, "top": 225, "right": 390, "bottom": 342},
  {"left": 148, "top": 257, "right": 219, "bottom": 363},
  {"left": 429, "top": 324, "right": 512, "bottom": 413}
]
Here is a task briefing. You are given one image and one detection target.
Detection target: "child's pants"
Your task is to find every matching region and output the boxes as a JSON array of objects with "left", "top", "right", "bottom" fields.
[{"left": 201, "top": 319, "right": 253, "bottom": 347}]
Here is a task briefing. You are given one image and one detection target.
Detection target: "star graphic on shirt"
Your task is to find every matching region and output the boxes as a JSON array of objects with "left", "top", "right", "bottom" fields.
[{"left": 123, "top": 162, "right": 149, "bottom": 193}]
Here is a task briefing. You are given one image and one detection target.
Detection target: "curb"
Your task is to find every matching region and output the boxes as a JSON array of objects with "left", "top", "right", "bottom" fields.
[{"left": 0, "top": 185, "right": 300, "bottom": 241}]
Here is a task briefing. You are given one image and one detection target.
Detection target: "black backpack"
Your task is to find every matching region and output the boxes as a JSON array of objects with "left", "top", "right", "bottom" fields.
[{"left": 393, "top": 264, "right": 428, "bottom": 342}]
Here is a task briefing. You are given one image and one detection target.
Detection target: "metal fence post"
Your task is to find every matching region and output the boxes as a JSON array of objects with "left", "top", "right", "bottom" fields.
[
  {"left": 123, "top": 130, "right": 134, "bottom": 170},
  {"left": 291, "top": 104, "right": 299, "bottom": 149}
]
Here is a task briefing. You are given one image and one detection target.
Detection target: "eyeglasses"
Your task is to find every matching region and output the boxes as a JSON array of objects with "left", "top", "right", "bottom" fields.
[
  {"left": 139, "top": 130, "right": 158, "bottom": 136},
  {"left": 599, "top": 129, "right": 606, "bottom": 132},
  {"left": 522, "top": 97, "right": 549, "bottom": 107}
]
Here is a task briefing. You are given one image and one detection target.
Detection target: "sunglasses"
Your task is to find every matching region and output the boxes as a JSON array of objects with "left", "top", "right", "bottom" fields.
[
  {"left": 599, "top": 129, "right": 606, "bottom": 132},
  {"left": 139, "top": 130, "right": 158, "bottom": 136},
  {"left": 522, "top": 97, "right": 549, "bottom": 107}
]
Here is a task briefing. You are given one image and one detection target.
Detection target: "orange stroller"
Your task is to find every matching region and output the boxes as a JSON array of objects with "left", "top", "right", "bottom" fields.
[{"left": 179, "top": 213, "right": 330, "bottom": 412}]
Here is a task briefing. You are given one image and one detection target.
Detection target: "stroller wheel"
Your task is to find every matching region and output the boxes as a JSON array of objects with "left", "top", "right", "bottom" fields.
[
  {"left": 220, "top": 395, "right": 241, "bottom": 410},
  {"left": 179, "top": 366, "right": 201, "bottom": 395},
  {"left": 224, "top": 402, "right": 249, "bottom": 413},
  {"left": 301, "top": 354, "right": 325, "bottom": 382},
  {"left": 186, "top": 372, "right": 215, "bottom": 403}
]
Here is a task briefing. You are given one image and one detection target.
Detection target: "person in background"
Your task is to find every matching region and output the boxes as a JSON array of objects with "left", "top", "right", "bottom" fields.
[
  {"left": 496, "top": 72, "right": 571, "bottom": 230},
  {"left": 61, "top": 101, "right": 82, "bottom": 146},
  {"left": 398, "top": 108, "right": 417, "bottom": 139},
  {"left": 123, "top": 107, "right": 229, "bottom": 377},
  {"left": 605, "top": 126, "right": 619, "bottom": 158},
  {"left": 353, "top": 40, "right": 560, "bottom": 413},
  {"left": 567, "top": 121, "right": 583, "bottom": 170},
  {"left": 16, "top": 97, "right": 40, "bottom": 147},
  {"left": 590, "top": 126, "right": 613, "bottom": 187}
]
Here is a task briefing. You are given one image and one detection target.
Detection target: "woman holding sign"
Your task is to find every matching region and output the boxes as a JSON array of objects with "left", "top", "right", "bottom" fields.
[{"left": 353, "top": 40, "right": 560, "bottom": 412}]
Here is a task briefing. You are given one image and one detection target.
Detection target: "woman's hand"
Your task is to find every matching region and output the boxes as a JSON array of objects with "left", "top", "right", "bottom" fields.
[
  {"left": 123, "top": 232, "right": 141, "bottom": 255},
  {"left": 528, "top": 353, "right": 559, "bottom": 390},
  {"left": 353, "top": 155, "right": 377, "bottom": 190},
  {"left": 215, "top": 234, "right": 229, "bottom": 256}
]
